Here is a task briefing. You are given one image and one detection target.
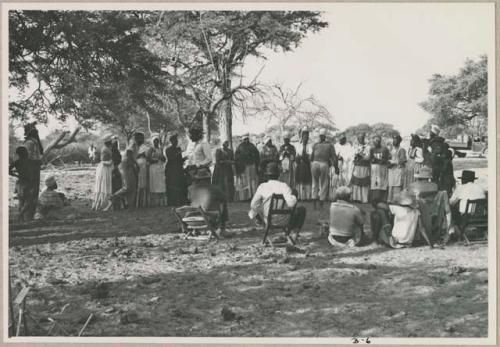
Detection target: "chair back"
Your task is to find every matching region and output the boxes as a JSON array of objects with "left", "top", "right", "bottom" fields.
[
  {"left": 266, "top": 194, "right": 296, "bottom": 227},
  {"left": 463, "top": 198, "right": 488, "bottom": 225}
]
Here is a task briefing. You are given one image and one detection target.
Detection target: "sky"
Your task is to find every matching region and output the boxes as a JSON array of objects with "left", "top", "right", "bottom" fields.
[
  {"left": 11, "top": 3, "right": 494, "bottom": 140},
  {"left": 233, "top": 3, "right": 494, "bottom": 137}
]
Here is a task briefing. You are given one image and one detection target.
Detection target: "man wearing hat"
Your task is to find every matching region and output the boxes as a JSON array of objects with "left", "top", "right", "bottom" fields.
[
  {"left": 327, "top": 186, "right": 365, "bottom": 247},
  {"left": 278, "top": 131, "right": 296, "bottom": 188},
  {"left": 234, "top": 133, "right": 260, "bottom": 201},
  {"left": 311, "top": 128, "right": 339, "bottom": 208},
  {"left": 450, "top": 170, "right": 486, "bottom": 222},
  {"left": 249, "top": 162, "right": 306, "bottom": 239}
]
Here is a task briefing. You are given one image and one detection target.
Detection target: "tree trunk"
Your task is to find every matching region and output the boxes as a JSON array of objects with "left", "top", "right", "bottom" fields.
[
  {"left": 203, "top": 111, "right": 211, "bottom": 143},
  {"left": 217, "top": 79, "right": 233, "bottom": 150}
]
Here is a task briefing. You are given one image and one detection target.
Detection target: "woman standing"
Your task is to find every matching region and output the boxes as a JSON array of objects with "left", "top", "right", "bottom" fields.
[
  {"left": 92, "top": 134, "right": 114, "bottom": 211},
  {"left": 406, "top": 134, "right": 425, "bottom": 186},
  {"left": 134, "top": 132, "right": 150, "bottom": 208},
  {"left": 165, "top": 134, "right": 188, "bottom": 206},
  {"left": 148, "top": 133, "right": 167, "bottom": 206},
  {"left": 234, "top": 133, "right": 260, "bottom": 201},
  {"left": 278, "top": 132, "right": 296, "bottom": 188},
  {"left": 369, "top": 135, "right": 390, "bottom": 203},
  {"left": 212, "top": 140, "right": 235, "bottom": 202},
  {"left": 387, "top": 135, "right": 407, "bottom": 203},
  {"left": 258, "top": 137, "right": 279, "bottom": 183},
  {"left": 351, "top": 133, "right": 371, "bottom": 203},
  {"left": 111, "top": 135, "right": 123, "bottom": 209},
  {"left": 23, "top": 122, "right": 44, "bottom": 220},
  {"left": 294, "top": 127, "right": 313, "bottom": 200}
]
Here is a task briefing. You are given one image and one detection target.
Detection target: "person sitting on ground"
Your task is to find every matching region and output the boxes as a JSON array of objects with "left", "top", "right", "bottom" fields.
[
  {"left": 378, "top": 190, "right": 432, "bottom": 248},
  {"left": 449, "top": 170, "right": 486, "bottom": 225},
  {"left": 248, "top": 162, "right": 306, "bottom": 243},
  {"left": 9, "top": 146, "right": 34, "bottom": 222},
  {"left": 407, "top": 166, "right": 453, "bottom": 245},
  {"left": 35, "top": 176, "right": 69, "bottom": 220},
  {"left": 327, "top": 186, "right": 365, "bottom": 248}
]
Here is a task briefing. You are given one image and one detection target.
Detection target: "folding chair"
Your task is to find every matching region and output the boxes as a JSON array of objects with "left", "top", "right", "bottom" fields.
[
  {"left": 262, "top": 194, "right": 297, "bottom": 248},
  {"left": 173, "top": 205, "right": 222, "bottom": 242},
  {"left": 460, "top": 198, "right": 488, "bottom": 245}
]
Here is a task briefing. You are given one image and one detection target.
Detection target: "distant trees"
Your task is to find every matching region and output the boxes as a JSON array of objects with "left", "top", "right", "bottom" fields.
[
  {"left": 419, "top": 55, "right": 487, "bottom": 138},
  {"left": 343, "top": 123, "right": 399, "bottom": 142}
]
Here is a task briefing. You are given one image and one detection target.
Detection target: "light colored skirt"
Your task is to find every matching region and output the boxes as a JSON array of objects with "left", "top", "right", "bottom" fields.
[
  {"left": 296, "top": 183, "right": 311, "bottom": 201},
  {"left": 388, "top": 167, "right": 405, "bottom": 202},
  {"left": 93, "top": 162, "right": 113, "bottom": 210},
  {"left": 329, "top": 166, "right": 348, "bottom": 201},
  {"left": 137, "top": 157, "right": 148, "bottom": 190},
  {"left": 351, "top": 165, "right": 370, "bottom": 203},
  {"left": 235, "top": 164, "right": 258, "bottom": 201},
  {"left": 149, "top": 162, "right": 166, "bottom": 193},
  {"left": 406, "top": 160, "right": 425, "bottom": 186}
]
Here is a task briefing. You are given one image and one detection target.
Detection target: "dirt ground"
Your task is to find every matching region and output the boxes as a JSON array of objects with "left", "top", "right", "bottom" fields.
[{"left": 8, "top": 159, "right": 489, "bottom": 338}]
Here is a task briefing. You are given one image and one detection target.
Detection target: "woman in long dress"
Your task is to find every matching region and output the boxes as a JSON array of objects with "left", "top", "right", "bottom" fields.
[
  {"left": 148, "top": 133, "right": 167, "bottom": 206},
  {"left": 406, "top": 134, "right": 425, "bottom": 186},
  {"left": 93, "top": 134, "right": 114, "bottom": 211},
  {"left": 330, "top": 133, "right": 354, "bottom": 200},
  {"left": 165, "top": 134, "right": 188, "bottom": 206},
  {"left": 134, "top": 132, "right": 150, "bottom": 208},
  {"left": 234, "top": 134, "right": 260, "bottom": 201},
  {"left": 369, "top": 135, "right": 390, "bottom": 203},
  {"left": 294, "top": 128, "right": 313, "bottom": 200},
  {"left": 212, "top": 140, "right": 235, "bottom": 202},
  {"left": 387, "top": 134, "right": 407, "bottom": 203},
  {"left": 278, "top": 132, "right": 296, "bottom": 188},
  {"left": 351, "top": 133, "right": 371, "bottom": 203},
  {"left": 111, "top": 136, "right": 123, "bottom": 209},
  {"left": 23, "top": 122, "right": 44, "bottom": 220}
]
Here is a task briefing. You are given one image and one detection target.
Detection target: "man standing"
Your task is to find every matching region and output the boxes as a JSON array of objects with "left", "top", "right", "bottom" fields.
[
  {"left": 369, "top": 135, "right": 390, "bottom": 203},
  {"left": 23, "top": 122, "right": 44, "bottom": 220},
  {"left": 185, "top": 126, "right": 213, "bottom": 189},
  {"left": 331, "top": 133, "right": 354, "bottom": 200},
  {"left": 449, "top": 170, "right": 486, "bottom": 225},
  {"left": 234, "top": 133, "right": 260, "bottom": 201},
  {"left": 249, "top": 162, "right": 306, "bottom": 242},
  {"left": 311, "top": 129, "right": 339, "bottom": 209}
]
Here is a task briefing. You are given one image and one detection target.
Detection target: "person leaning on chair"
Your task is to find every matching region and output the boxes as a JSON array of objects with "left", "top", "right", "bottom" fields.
[
  {"left": 248, "top": 162, "right": 306, "bottom": 239},
  {"left": 450, "top": 170, "right": 486, "bottom": 225}
]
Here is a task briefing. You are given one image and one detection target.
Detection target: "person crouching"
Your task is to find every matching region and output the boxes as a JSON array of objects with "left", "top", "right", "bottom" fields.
[
  {"left": 248, "top": 162, "right": 306, "bottom": 243},
  {"left": 328, "top": 186, "right": 366, "bottom": 247}
]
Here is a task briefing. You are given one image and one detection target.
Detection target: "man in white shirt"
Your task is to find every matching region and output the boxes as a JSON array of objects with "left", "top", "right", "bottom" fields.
[
  {"left": 248, "top": 162, "right": 306, "bottom": 238},
  {"left": 450, "top": 170, "right": 486, "bottom": 222},
  {"left": 185, "top": 127, "right": 213, "bottom": 186}
]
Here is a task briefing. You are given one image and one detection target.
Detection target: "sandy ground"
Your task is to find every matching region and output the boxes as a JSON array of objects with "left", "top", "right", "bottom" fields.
[{"left": 7, "top": 159, "right": 489, "bottom": 337}]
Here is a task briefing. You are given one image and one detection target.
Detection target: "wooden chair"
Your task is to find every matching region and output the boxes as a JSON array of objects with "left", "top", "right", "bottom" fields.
[
  {"left": 173, "top": 205, "right": 222, "bottom": 242},
  {"left": 262, "top": 194, "right": 297, "bottom": 248},
  {"left": 460, "top": 198, "right": 488, "bottom": 245}
]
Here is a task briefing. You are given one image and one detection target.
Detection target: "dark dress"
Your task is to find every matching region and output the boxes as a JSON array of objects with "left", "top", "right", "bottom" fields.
[
  {"left": 438, "top": 156, "right": 455, "bottom": 195},
  {"left": 111, "top": 144, "right": 122, "bottom": 194},
  {"left": 165, "top": 145, "right": 188, "bottom": 206},
  {"left": 212, "top": 148, "right": 235, "bottom": 202}
]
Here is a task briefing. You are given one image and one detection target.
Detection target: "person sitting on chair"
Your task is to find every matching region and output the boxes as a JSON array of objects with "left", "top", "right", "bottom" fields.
[
  {"left": 181, "top": 180, "right": 228, "bottom": 237},
  {"left": 449, "top": 170, "right": 486, "bottom": 225},
  {"left": 248, "top": 162, "right": 306, "bottom": 241},
  {"left": 328, "top": 186, "right": 365, "bottom": 247}
]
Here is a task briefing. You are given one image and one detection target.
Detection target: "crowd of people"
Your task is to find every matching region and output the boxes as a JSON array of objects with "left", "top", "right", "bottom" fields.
[{"left": 9, "top": 122, "right": 488, "bottom": 250}]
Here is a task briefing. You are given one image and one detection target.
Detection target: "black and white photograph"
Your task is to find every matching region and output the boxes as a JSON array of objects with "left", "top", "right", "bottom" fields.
[{"left": 2, "top": 2, "right": 496, "bottom": 343}]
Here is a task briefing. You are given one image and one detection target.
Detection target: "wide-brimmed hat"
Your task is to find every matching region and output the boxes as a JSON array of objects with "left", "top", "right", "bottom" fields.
[
  {"left": 458, "top": 170, "right": 478, "bottom": 181},
  {"left": 264, "top": 162, "right": 280, "bottom": 176},
  {"left": 394, "top": 190, "right": 417, "bottom": 208},
  {"left": 414, "top": 166, "right": 432, "bottom": 179}
]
